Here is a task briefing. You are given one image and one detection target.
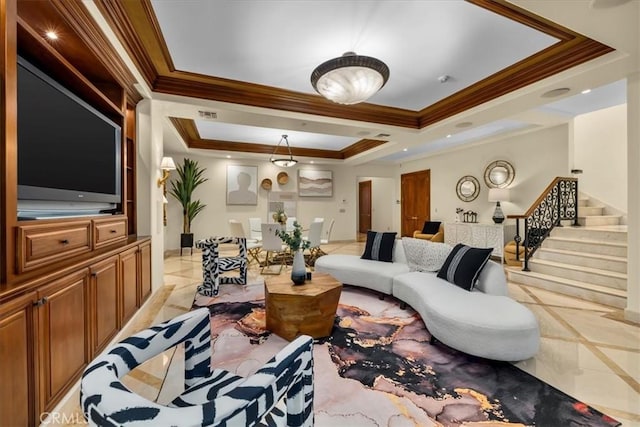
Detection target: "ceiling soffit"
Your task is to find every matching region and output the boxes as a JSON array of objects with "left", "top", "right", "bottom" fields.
[
  {"left": 170, "top": 118, "right": 387, "bottom": 160},
  {"left": 96, "top": 0, "right": 613, "bottom": 141}
]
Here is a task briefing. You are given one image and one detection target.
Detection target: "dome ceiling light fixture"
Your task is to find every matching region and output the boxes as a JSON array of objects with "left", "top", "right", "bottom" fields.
[
  {"left": 270, "top": 134, "right": 298, "bottom": 167},
  {"left": 310, "top": 51, "right": 390, "bottom": 105}
]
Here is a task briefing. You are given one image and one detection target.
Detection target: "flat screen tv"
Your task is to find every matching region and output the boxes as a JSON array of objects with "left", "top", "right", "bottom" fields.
[{"left": 17, "top": 56, "right": 122, "bottom": 218}]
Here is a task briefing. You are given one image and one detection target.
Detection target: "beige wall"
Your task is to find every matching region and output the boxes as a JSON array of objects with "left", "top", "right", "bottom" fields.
[
  {"left": 164, "top": 125, "right": 570, "bottom": 249},
  {"left": 163, "top": 155, "right": 398, "bottom": 249},
  {"left": 398, "top": 125, "right": 570, "bottom": 228},
  {"left": 573, "top": 104, "right": 628, "bottom": 213}
]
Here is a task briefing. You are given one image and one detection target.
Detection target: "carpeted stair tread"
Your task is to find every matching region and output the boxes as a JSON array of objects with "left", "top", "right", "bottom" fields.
[
  {"left": 507, "top": 268, "right": 627, "bottom": 298},
  {"left": 529, "top": 258, "right": 627, "bottom": 279}
]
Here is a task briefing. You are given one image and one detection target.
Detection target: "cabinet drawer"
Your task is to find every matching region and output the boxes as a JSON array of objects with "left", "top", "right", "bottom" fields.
[
  {"left": 17, "top": 221, "right": 92, "bottom": 272},
  {"left": 93, "top": 218, "right": 127, "bottom": 249}
]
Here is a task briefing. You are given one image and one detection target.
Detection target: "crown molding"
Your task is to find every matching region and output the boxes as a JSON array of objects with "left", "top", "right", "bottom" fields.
[{"left": 170, "top": 118, "right": 387, "bottom": 159}]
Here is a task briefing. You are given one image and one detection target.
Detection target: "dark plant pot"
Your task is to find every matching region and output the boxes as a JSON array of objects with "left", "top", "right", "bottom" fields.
[
  {"left": 180, "top": 233, "right": 194, "bottom": 248},
  {"left": 291, "top": 273, "right": 306, "bottom": 285}
]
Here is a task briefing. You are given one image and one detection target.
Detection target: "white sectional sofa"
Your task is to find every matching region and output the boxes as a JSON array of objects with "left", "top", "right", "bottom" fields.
[{"left": 315, "top": 239, "right": 539, "bottom": 361}]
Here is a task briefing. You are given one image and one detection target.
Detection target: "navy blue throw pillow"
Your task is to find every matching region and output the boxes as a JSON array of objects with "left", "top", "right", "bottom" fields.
[
  {"left": 361, "top": 231, "right": 397, "bottom": 262},
  {"left": 421, "top": 221, "right": 441, "bottom": 234},
  {"left": 436, "top": 243, "right": 492, "bottom": 291}
]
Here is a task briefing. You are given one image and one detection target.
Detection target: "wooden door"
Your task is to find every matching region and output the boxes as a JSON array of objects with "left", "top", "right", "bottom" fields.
[
  {"left": 0, "top": 292, "right": 37, "bottom": 426},
  {"left": 37, "top": 270, "right": 88, "bottom": 414},
  {"left": 90, "top": 255, "right": 120, "bottom": 356},
  {"left": 358, "top": 180, "right": 372, "bottom": 233},
  {"left": 120, "top": 247, "right": 138, "bottom": 325},
  {"left": 139, "top": 241, "right": 152, "bottom": 304},
  {"left": 401, "top": 170, "right": 431, "bottom": 237}
]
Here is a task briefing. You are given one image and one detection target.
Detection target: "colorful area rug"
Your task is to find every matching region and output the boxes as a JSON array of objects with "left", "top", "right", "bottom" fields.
[{"left": 193, "top": 281, "right": 620, "bottom": 427}]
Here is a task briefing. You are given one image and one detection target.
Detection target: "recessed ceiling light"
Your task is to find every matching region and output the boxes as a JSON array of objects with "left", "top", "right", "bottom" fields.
[
  {"left": 310, "top": 160, "right": 314, "bottom": 164},
  {"left": 541, "top": 88, "right": 571, "bottom": 98},
  {"left": 45, "top": 31, "right": 58, "bottom": 40},
  {"left": 446, "top": 134, "right": 452, "bottom": 138},
  {"left": 402, "top": 148, "right": 408, "bottom": 152},
  {"left": 226, "top": 155, "right": 231, "bottom": 159},
  {"left": 581, "top": 89, "right": 592, "bottom": 94}
]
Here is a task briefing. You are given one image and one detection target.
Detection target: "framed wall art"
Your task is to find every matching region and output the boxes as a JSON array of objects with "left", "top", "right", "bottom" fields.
[
  {"left": 227, "top": 165, "right": 258, "bottom": 205},
  {"left": 298, "top": 170, "right": 333, "bottom": 197}
]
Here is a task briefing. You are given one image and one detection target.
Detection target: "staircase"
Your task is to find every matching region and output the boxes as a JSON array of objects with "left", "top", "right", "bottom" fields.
[{"left": 507, "top": 196, "right": 627, "bottom": 308}]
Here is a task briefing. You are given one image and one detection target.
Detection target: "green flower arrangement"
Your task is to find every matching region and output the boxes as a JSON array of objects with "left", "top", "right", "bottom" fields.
[{"left": 276, "top": 221, "right": 311, "bottom": 252}]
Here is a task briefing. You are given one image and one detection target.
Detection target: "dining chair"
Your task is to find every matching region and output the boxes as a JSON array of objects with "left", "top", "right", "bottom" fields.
[
  {"left": 229, "top": 219, "right": 262, "bottom": 265},
  {"left": 318, "top": 218, "right": 335, "bottom": 256},
  {"left": 261, "top": 223, "right": 288, "bottom": 275},
  {"left": 303, "top": 221, "right": 323, "bottom": 268},
  {"left": 285, "top": 216, "right": 297, "bottom": 232},
  {"left": 248, "top": 217, "right": 262, "bottom": 241}
]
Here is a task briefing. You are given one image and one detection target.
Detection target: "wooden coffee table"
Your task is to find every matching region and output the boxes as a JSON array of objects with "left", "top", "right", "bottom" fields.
[{"left": 265, "top": 273, "right": 342, "bottom": 341}]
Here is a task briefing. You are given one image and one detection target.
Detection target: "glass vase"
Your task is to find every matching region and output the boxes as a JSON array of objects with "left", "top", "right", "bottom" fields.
[{"left": 291, "top": 249, "right": 306, "bottom": 285}]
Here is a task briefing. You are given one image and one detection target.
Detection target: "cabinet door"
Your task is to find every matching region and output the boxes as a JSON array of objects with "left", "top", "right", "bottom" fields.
[
  {"left": 471, "top": 225, "right": 488, "bottom": 247},
  {"left": 90, "top": 256, "right": 120, "bottom": 355},
  {"left": 37, "top": 270, "right": 89, "bottom": 414},
  {"left": 457, "top": 224, "right": 473, "bottom": 246},
  {"left": 120, "top": 247, "right": 138, "bottom": 325},
  {"left": 139, "top": 241, "right": 152, "bottom": 304},
  {"left": 444, "top": 223, "right": 455, "bottom": 246},
  {"left": 485, "top": 225, "right": 504, "bottom": 257},
  {"left": 0, "top": 292, "right": 37, "bottom": 426}
]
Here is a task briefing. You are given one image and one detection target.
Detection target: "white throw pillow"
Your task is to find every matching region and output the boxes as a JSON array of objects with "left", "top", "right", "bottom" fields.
[{"left": 401, "top": 237, "right": 452, "bottom": 272}]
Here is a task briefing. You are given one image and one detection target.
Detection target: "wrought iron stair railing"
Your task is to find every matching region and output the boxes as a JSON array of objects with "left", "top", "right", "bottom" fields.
[{"left": 507, "top": 177, "right": 579, "bottom": 271}]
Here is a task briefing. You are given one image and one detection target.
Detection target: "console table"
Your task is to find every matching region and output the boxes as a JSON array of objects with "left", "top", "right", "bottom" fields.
[{"left": 444, "top": 223, "right": 516, "bottom": 262}]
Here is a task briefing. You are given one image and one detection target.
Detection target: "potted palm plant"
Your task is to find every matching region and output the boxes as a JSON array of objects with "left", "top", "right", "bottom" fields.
[{"left": 169, "top": 158, "right": 208, "bottom": 252}]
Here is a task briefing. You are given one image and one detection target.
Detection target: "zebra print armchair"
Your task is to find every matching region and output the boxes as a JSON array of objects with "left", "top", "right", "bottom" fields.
[
  {"left": 196, "top": 236, "right": 248, "bottom": 296},
  {"left": 80, "top": 308, "right": 314, "bottom": 426}
]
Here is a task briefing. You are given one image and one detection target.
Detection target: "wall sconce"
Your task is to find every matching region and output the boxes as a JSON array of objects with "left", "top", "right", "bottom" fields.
[
  {"left": 163, "top": 195, "right": 169, "bottom": 226},
  {"left": 157, "top": 156, "right": 176, "bottom": 187}
]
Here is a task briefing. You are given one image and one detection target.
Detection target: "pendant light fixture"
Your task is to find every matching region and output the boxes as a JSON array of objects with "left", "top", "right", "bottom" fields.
[
  {"left": 311, "top": 51, "right": 389, "bottom": 105},
  {"left": 270, "top": 135, "right": 298, "bottom": 167}
]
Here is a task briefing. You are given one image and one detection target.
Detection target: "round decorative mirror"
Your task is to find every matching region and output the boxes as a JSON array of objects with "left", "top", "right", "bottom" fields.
[
  {"left": 456, "top": 175, "right": 480, "bottom": 202},
  {"left": 484, "top": 160, "right": 515, "bottom": 188}
]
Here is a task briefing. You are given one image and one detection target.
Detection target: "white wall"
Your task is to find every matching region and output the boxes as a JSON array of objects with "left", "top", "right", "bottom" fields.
[
  {"left": 136, "top": 99, "right": 166, "bottom": 291},
  {"left": 573, "top": 104, "right": 627, "bottom": 213},
  {"left": 398, "top": 125, "right": 570, "bottom": 227},
  {"left": 164, "top": 155, "right": 398, "bottom": 249}
]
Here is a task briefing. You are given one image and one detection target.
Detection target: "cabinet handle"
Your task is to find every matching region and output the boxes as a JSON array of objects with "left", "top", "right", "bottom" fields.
[
  {"left": 110, "top": 229, "right": 117, "bottom": 233},
  {"left": 60, "top": 239, "right": 69, "bottom": 245},
  {"left": 32, "top": 297, "right": 48, "bottom": 307}
]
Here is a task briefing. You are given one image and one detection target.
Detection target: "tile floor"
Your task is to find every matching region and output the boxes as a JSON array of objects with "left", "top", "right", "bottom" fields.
[{"left": 47, "top": 240, "right": 639, "bottom": 426}]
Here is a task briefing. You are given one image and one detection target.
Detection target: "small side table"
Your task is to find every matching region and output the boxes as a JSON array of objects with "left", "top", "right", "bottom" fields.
[{"left": 265, "top": 273, "right": 342, "bottom": 341}]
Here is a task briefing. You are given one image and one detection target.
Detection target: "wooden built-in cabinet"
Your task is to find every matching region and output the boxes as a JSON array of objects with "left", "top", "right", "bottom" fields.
[
  {"left": 90, "top": 256, "right": 120, "bottom": 355},
  {"left": 139, "top": 240, "right": 152, "bottom": 304},
  {"left": 120, "top": 246, "right": 139, "bottom": 325},
  {"left": 1, "top": 0, "right": 149, "bottom": 423},
  {"left": 17, "top": 220, "right": 92, "bottom": 273},
  {"left": 0, "top": 239, "right": 151, "bottom": 423},
  {"left": 0, "top": 292, "right": 37, "bottom": 427},
  {"left": 36, "top": 270, "right": 89, "bottom": 414}
]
